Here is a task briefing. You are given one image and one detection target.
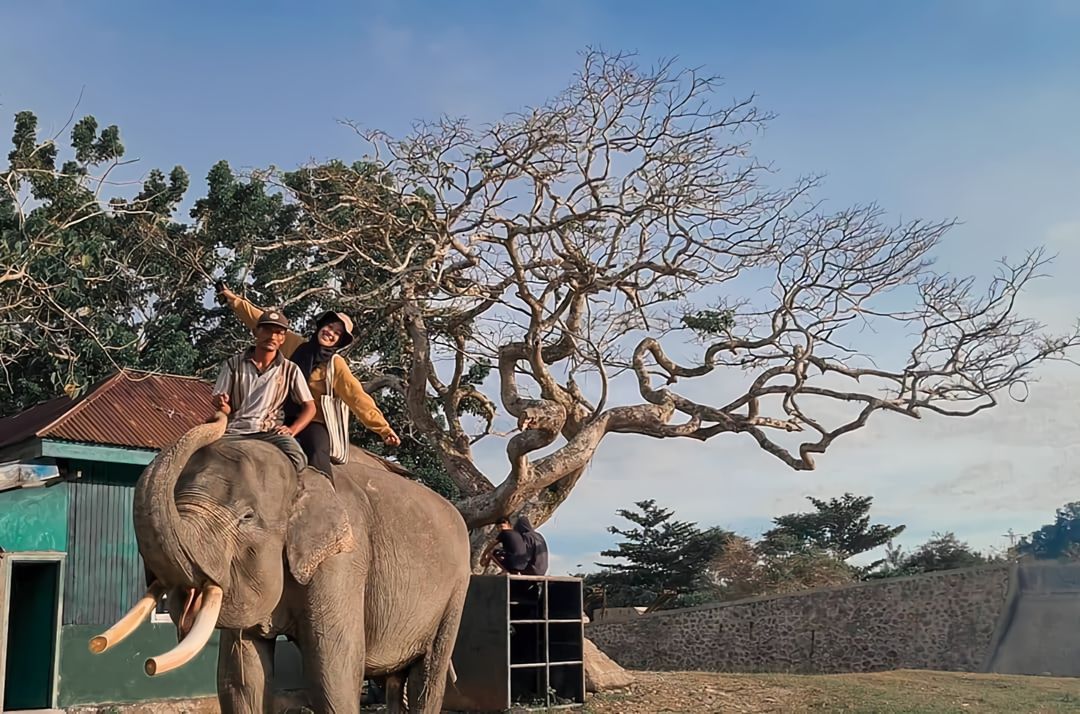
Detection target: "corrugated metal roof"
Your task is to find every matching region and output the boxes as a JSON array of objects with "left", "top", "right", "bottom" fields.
[
  {"left": 0, "top": 394, "right": 72, "bottom": 451},
  {"left": 0, "top": 369, "right": 215, "bottom": 452}
]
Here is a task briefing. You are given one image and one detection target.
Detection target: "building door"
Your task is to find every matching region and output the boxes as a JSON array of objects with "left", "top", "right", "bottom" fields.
[{"left": 1, "top": 555, "right": 64, "bottom": 711}]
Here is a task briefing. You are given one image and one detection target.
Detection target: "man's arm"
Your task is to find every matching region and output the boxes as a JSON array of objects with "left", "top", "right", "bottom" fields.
[
  {"left": 479, "top": 539, "right": 500, "bottom": 567},
  {"left": 281, "top": 365, "right": 316, "bottom": 436},
  {"left": 211, "top": 359, "right": 234, "bottom": 415},
  {"left": 283, "top": 400, "right": 316, "bottom": 436},
  {"left": 218, "top": 285, "right": 306, "bottom": 358},
  {"left": 496, "top": 529, "right": 530, "bottom": 571}
]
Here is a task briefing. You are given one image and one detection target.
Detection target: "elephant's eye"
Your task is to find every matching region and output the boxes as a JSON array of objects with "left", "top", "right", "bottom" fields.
[{"left": 239, "top": 511, "right": 256, "bottom": 523}]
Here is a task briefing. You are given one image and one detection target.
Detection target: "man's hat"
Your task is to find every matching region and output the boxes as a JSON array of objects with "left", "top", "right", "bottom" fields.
[{"left": 256, "top": 309, "right": 290, "bottom": 330}]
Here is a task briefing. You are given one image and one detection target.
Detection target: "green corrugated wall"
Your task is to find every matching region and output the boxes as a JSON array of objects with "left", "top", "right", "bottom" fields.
[
  {"left": 59, "top": 460, "right": 221, "bottom": 705},
  {"left": 65, "top": 479, "right": 144, "bottom": 625}
]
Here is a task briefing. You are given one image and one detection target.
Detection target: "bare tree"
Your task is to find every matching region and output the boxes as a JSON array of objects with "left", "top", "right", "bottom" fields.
[{"left": 238, "top": 50, "right": 1078, "bottom": 561}]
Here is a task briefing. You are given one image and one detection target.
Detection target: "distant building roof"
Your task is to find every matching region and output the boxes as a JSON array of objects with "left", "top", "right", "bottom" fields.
[{"left": 0, "top": 369, "right": 214, "bottom": 452}]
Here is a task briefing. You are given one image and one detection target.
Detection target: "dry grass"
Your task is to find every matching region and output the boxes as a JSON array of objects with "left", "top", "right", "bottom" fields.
[{"left": 584, "top": 669, "right": 1080, "bottom": 713}]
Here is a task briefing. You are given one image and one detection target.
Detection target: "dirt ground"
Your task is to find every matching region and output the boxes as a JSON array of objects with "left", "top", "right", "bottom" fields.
[
  {"left": 582, "top": 670, "right": 1080, "bottom": 713},
  {"left": 64, "top": 670, "right": 1080, "bottom": 713}
]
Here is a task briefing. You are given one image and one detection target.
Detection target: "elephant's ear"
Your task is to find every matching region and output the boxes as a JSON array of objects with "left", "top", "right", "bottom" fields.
[{"left": 285, "top": 472, "right": 357, "bottom": 585}]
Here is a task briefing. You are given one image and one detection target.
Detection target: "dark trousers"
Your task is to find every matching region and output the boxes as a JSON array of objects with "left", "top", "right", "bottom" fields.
[
  {"left": 296, "top": 420, "right": 333, "bottom": 478},
  {"left": 492, "top": 550, "right": 525, "bottom": 575}
]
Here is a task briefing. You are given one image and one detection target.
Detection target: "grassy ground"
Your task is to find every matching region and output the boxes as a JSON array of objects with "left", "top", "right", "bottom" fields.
[{"left": 583, "top": 670, "right": 1080, "bottom": 713}]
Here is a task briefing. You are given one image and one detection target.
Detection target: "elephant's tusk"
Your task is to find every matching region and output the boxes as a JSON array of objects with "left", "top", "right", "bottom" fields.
[
  {"left": 177, "top": 587, "right": 199, "bottom": 642},
  {"left": 144, "top": 585, "right": 223, "bottom": 676},
  {"left": 89, "top": 581, "right": 166, "bottom": 654}
]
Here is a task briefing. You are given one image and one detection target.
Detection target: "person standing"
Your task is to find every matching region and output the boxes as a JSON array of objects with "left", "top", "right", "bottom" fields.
[{"left": 216, "top": 283, "right": 400, "bottom": 477}]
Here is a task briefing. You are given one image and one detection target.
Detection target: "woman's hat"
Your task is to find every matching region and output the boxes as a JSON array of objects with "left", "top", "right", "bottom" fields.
[{"left": 314, "top": 310, "right": 355, "bottom": 349}]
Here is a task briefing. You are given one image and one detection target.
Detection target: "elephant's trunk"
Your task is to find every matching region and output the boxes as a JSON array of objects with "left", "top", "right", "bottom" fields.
[{"left": 133, "top": 412, "right": 227, "bottom": 587}]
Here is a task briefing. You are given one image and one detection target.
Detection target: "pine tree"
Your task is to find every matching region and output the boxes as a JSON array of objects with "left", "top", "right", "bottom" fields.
[{"left": 587, "top": 500, "right": 730, "bottom": 610}]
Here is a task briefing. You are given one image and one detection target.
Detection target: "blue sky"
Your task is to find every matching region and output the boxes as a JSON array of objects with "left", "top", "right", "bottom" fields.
[{"left": 4, "top": 1, "right": 1080, "bottom": 574}]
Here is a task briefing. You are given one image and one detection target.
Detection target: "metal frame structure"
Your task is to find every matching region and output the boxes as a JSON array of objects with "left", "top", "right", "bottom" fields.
[{"left": 444, "top": 574, "right": 585, "bottom": 712}]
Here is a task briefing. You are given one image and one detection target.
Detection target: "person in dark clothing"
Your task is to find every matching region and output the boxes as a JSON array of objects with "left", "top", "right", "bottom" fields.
[{"left": 483, "top": 515, "right": 549, "bottom": 576}]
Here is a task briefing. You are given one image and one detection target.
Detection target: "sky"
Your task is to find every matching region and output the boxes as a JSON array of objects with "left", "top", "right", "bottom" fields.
[{"left": 4, "top": 1, "right": 1080, "bottom": 575}]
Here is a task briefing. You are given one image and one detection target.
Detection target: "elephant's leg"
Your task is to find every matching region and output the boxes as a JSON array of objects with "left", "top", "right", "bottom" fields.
[
  {"left": 298, "top": 602, "right": 366, "bottom": 713},
  {"left": 383, "top": 671, "right": 407, "bottom": 714},
  {"left": 407, "top": 590, "right": 467, "bottom": 714},
  {"left": 217, "top": 630, "right": 276, "bottom": 714}
]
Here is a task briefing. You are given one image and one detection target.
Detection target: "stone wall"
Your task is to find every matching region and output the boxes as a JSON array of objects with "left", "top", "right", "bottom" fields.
[{"left": 586, "top": 564, "right": 1011, "bottom": 674}]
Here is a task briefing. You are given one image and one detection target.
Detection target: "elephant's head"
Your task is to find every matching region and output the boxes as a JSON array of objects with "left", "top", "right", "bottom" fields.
[{"left": 94, "top": 414, "right": 356, "bottom": 674}]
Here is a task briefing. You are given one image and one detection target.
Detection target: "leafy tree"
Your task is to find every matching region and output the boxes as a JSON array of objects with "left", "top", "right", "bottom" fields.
[
  {"left": 0, "top": 124, "right": 459, "bottom": 497},
  {"left": 0, "top": 110, "right": 203, "bottom": 413},
  {"left": 709, "top": 535, "right": 855, "bottom": 601},
  {"left": 759, "top": 493, "right": 905, "bottom": 572},
  {"left": 1018, "top": 502, "right": 1080, "bottom": 560},
  {"left": 5, "top": 48, "right": 1080, "bottom": 564},
  {"left": 190, "top": 161, "right": 469, "bottom": 498},
  {"left": 874, "top": 531, "right": 993, "bottom": 577},
  {"left": 585, "top": 500, "right": 731, "bottom": 611}
]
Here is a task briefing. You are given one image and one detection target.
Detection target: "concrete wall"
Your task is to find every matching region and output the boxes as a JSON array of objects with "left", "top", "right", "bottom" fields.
[
  {"left": 587, "top": 564, "right": 1011, "bottom": 674},
  {"left": 590, "top": 606, "right": 646, "bottom": 624},
  {"left": 985, "top": 561, "right": 1080, "bottom": 677}
]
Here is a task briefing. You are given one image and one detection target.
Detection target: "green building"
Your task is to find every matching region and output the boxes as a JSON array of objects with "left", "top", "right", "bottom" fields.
[{"left": 0, "top": 370, "right": 224, "bottom": 710}]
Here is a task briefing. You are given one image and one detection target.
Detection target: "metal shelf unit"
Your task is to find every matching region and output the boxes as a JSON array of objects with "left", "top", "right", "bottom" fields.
[{"left": 443, "top": 575, "right": 585, "bottom": 712}]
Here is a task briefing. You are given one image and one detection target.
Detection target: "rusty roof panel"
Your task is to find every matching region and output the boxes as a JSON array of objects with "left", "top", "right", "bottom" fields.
[
  {"left": 0, "top": 395, "right": 71, "bottom": 451},
  {"left": 0, "top": 370, "right": 215, "bottom": 452}
]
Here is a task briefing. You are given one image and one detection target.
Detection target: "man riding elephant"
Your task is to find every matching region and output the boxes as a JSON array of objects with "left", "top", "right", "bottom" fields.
[
  {"left": 211, "top": 306, "right": 316, "bottom": 473},
  {"left": 215, "top": 282, "right": 400, "bottom": 479}
]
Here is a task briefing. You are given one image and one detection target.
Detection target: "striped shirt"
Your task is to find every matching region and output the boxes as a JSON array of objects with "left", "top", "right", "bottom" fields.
[{"left": 212, "top": 348, "right": 313, "bottom": 435}]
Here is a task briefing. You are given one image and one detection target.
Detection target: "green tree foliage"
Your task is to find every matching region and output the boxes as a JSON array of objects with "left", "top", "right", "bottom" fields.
[
  {"left": 0, "top": 117, "right": 458, "bottom": 497},
  {"left": 0, "top": 111, "right": 202, "bottom": 413},
  {"left": 4, "top": 48, "right": 1077, "bottom": 545},
  {"left": 584, "top": 500, "right": 731, "bottom": 612},
  {"left": 872, "top": 531, "right": 993, "bottom": 578},
  {"left": 759, "top": 493, "right": 906, "bottom": 572},
  {"left": 191, "top": 160, "right": 477, "bottom": 498},
  {"left": 1018, "top": 502, "right": 1080, "bottom": 560}
]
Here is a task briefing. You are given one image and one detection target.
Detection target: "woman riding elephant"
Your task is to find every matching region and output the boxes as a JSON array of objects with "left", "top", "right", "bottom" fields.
[{"left": 216, "top": 283, "right": 400, "bottom": 477}]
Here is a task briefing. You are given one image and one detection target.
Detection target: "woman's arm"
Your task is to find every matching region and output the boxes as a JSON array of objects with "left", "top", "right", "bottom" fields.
[
  {"left": 218, "top": 286, "right": 305, "bottom": 356},
  {"left": 332, "top": 355, "right": 400, "bottom": 444}
]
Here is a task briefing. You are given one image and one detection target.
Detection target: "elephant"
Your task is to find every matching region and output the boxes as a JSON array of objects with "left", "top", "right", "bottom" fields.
[{"left": 89, "top": 413, "right": 471, "bottom": 714}]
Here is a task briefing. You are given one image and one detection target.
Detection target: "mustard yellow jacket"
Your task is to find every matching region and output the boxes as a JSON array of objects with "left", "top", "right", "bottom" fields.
[{"left": 226, "top": 295, "right": 395, "bottom": 439}]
